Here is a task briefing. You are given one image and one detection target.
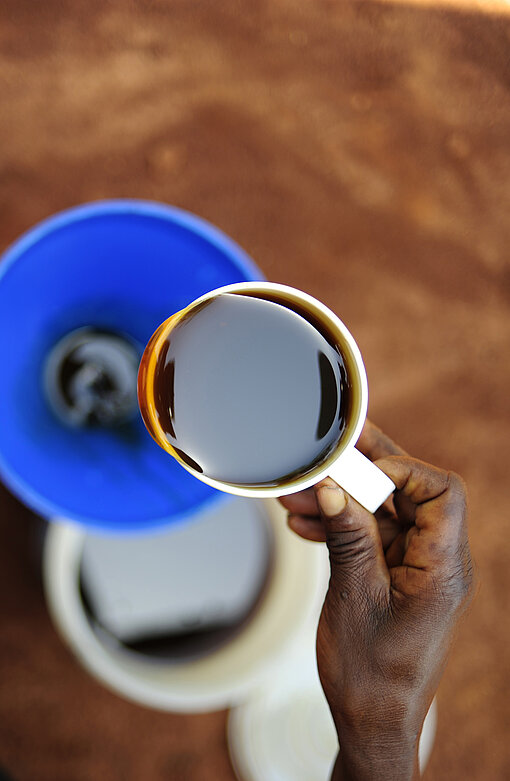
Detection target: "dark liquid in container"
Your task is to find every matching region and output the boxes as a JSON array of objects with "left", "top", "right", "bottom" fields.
[
  {"left": 78, "top": 572, "right": 271, "bottom": 663},
  {"left": 149, "top": 293, "right": 352, "bottom": 486}
]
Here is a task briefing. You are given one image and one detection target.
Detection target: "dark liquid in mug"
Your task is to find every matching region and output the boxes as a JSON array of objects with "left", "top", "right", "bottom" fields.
[{"left": 149, "top": 293, "right": 352, "bottom": 486}]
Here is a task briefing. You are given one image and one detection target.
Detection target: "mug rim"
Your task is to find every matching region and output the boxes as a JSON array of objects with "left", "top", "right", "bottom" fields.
[{"left": 141, "top": 282, "right": 368, "bottom": 498}]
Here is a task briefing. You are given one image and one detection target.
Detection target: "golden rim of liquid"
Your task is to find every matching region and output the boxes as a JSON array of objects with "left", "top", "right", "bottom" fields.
[{"left": 138, "top": 312, "right": 185, "bottom": 459}]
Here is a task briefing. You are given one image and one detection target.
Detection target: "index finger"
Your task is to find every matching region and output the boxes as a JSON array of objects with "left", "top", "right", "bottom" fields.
[
  {"left": 279, "top": 487, "right": 318, "bottom": 517},
  {"left": 375, "top": 455, "right": 467, "bottom": 571},
  {"left": 357, "top": 420, "right": 407, "bottom": 461}
]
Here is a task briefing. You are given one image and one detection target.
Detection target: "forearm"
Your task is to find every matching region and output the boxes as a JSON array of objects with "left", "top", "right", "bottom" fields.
[{"left": 330, "top": 724, "right": 420, "bottom": 781}]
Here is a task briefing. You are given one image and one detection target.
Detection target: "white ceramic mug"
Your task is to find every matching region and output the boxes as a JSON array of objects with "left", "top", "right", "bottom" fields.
[{"left": 139, "top": 282, "right": 395, "bottom": 513}]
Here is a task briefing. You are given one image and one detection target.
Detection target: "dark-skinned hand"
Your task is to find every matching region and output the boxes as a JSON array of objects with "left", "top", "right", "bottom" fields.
[{"left": 279, "top": 421, "right": 475, "bottom": 781}]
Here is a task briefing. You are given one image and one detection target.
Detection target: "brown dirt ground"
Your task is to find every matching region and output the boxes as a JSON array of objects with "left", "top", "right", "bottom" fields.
[{"left": 1, "top": 1, "right": 510, "bottom": 779}]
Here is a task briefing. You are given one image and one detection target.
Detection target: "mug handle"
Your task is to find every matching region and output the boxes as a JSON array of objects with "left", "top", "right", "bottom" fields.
[{"left": 328, "top": 448, "right": 395, "bottom": 513}]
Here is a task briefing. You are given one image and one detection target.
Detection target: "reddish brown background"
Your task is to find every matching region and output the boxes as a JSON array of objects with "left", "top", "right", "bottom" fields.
[{"left": 1, "top": 1, "right": 509, "bottom": 779}]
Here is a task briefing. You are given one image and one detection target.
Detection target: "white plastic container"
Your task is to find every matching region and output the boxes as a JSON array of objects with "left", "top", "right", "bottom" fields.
[{"left": 43, "top": 499, "right": 328, "bottom": 712}]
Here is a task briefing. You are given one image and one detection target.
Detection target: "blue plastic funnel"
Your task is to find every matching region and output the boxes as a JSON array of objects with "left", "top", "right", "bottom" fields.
[{"left": 0, "top": 200, "right": 263, "bottom": 532}]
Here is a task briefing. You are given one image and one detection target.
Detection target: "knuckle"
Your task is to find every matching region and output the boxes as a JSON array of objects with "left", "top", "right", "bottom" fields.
[
  {"left": 458, "top": 545, "right": 477, "bottom": 604},
  {"left": 446, "top": 470, "right": 467, "bottom": 504},
  {"left": 434, "top": 543, "right": 475, "bottom": 612},
  {"left": 326, "top": 530, "right": 373, "bottom": 568}
]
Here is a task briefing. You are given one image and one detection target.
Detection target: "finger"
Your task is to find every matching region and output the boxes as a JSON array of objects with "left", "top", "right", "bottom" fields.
[
  {"left": 376, "top": 511, "right": 404, "bottom": 551},
  {"left": 314, "top": 478, "right": 390, "bottom": 597},
  {"left": 287, "top": 514, "right": 327, "bottom": 543},
  {"left": 287, "top": 508, "right": 399, "bottom": 549},
  {"left": 376, "top": 455, "right": 452, "bottom": 504},
  {"left": 393, "top": 491, "right": 417, "bottom": 525},
  {"left": 384, "top": 530, "right": 408, "bottom": 568},
  {"left": 357, "top": 420, "right": 407, "bottom": 462},
  {"left": 279, "top": 488, "right": 318, "bottom": 517},
  {"left": 280, "top": 485, "right": 397, "bottom": 525},
  {"left": 375, "top": 456, "right": 467, "bottom": 571}
]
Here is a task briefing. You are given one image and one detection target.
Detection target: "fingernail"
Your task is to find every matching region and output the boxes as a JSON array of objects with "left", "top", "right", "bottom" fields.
[{"left": 317, "top": 486, "right": 346, "bottom": 517}]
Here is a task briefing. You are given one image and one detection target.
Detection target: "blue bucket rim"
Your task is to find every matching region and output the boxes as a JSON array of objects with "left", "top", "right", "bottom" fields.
[
  {"left": 0, "top": 198, "right": 261, "bottom": 285},
  {"left": 0, "top": 199, "right": 263, "bottom": 533}
]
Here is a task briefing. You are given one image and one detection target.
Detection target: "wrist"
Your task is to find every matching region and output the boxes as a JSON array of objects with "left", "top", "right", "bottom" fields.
[{"left": 331, "top": 720, "right": 421, "bottom": 781}]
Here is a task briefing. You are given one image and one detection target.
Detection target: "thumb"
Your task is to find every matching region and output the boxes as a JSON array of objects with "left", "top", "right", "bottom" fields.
[{"left": 314, "top": 478, "right": 390, "bottom": 596}]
